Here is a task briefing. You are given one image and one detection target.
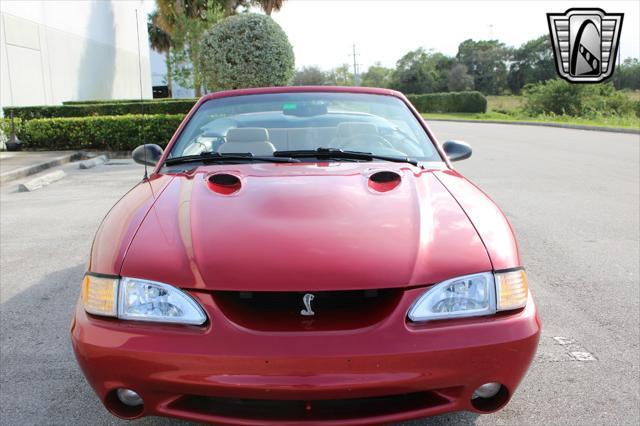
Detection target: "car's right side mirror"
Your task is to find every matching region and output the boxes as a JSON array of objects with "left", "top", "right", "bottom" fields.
[
  {"left": 132, "top": 144, "right": 163, "bottom": 166},
  {"left": 442, "top": 140, "right": 472, "bottom": 162}
]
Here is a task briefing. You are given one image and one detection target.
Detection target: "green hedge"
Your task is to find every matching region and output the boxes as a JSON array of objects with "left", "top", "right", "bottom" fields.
[
  {"left": 18, "top": 114, "right": 185, "bottom": 151},
  {"left": 62, "top": 98, "right": 198, "bottom": 105},
  {"left": 0, "top": 116, "right": 22, "bottom": 137},
  {"left": 407, "top": 91, "right": 487, "bottom": 113},
  {"left": 4, "top": 100, "right": 197, "bottom": 121}
]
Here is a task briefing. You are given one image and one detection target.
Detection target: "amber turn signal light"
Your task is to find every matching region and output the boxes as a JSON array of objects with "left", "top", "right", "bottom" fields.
[
  {"left": 81, "top": 275, "right": 118, "bottom": 317},
  {"left": 495, "top": 269, "right": 528, "bottom": 311}
]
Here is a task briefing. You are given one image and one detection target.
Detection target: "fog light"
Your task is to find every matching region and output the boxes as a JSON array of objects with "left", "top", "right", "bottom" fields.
[
  {"left": 116, "top": 388, "right": 143, "bottom": 407},
  {"left": 472, "top": 382, "right": 501, "bottom": 399}
]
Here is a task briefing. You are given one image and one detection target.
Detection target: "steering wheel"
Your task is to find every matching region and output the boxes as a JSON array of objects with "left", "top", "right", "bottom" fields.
[{"left": 337, "top": 134, "right": 396, "bottom": 151}]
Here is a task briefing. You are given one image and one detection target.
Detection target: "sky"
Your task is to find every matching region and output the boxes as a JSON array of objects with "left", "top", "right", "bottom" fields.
[{"left": 265, "top": 0, "right": 640, "bottom": 71}]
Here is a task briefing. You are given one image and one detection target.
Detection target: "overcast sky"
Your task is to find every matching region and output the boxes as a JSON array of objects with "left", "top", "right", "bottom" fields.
[{"left": 265, "top": 0, "right": 640, "bottom": 71}]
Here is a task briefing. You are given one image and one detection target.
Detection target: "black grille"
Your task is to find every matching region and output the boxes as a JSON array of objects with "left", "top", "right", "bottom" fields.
[
  {"left": 213, "top": 289, "right": 401, "bottom": 331},
  {"left": 168, "top": 391, "right": 450, "bottom": 421}
]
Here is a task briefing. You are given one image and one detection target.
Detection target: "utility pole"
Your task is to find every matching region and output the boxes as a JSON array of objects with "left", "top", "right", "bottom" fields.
[{"left": 350, "top": 43, "right": 361, "bottom": 86}]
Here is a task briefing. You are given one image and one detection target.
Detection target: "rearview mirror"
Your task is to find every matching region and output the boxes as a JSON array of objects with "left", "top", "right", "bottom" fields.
[
  {"left": 132, "top": 144, "right": 163, "bottom": 166},
  {"left": 442, "top": 140, "right": 472, "bottom": 162}
]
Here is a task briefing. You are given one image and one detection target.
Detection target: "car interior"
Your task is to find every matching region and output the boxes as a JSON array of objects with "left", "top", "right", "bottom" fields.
[{"left": 184, "top": 121, "right": 425, "bottom": 158}]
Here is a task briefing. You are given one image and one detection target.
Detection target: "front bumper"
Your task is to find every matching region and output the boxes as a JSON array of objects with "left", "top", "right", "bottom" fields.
[{"left": 70, "top": 288, "right": 540, "bottom": 425}]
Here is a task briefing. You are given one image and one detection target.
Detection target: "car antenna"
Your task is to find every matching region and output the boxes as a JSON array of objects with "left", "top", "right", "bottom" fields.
[{"left": 135, "top": 8, "right": 148, "bottom": 181}]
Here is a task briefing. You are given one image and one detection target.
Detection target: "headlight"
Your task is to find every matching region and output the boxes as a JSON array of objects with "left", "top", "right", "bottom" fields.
[
  {"left": 81, "top": 275, "right": 207, "bottom": 325},
  {"left": 408, "top": 272, "right": 496, "bottom": 321},
  {"left": 408, "top": 269, "right": 528, "bottom": 322}
]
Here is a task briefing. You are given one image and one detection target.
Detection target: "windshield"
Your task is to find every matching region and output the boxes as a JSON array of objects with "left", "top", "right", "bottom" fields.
[{"left": 168, "top": 92, "right": 442, "bottom": 162}]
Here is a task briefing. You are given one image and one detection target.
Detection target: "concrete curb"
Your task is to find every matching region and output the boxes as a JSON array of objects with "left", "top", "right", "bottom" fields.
[
  {"left": 426, "top": 118, "right": 640, "bottom": 135},
  {"left": 79, "top": 155, "right": 109, "bottom": 169},
  {"left": 17, "top": 170, "right": 66, "bottom": 192},
  {"left": 0, "top": 152, "right": 84, "bottom": 184}
]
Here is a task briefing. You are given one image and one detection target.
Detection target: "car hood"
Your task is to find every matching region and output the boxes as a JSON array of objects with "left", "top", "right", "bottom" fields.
[{"left": 121, "top": 163, "right": 492, "bottom": 291}]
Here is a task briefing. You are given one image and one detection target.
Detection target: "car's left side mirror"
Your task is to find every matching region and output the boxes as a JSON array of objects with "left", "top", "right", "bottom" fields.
[
  {"left": 132, "top": 144, "right": 163, "bottom": 166},
  {"left": 442, "top": 140, "right": 472, "bottom": 162}
]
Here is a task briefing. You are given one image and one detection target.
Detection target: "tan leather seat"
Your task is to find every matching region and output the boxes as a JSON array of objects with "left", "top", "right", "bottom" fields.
[
  {"left": 219, "top": 128, "right": 276, "bottom": 156},
  {"left": 267, "top": 128, "right": 289, "bottom": 151}
]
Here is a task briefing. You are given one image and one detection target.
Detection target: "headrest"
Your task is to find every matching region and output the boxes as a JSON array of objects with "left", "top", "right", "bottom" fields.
[
  {"left": 226, "top": 127, "right": 270, "bottom": 143},
  {"left": 336, "top": 122, "right": 377, "bottom": 138}
]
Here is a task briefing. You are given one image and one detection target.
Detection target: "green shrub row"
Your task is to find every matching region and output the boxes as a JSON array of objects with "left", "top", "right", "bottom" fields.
[
  {"left": 523, "top": 79, "right": 637, "bottom": 117},
  {"left": 3, "top": 100, "right": 197, "bottom": 121},
  {"left": 0, "top": 116, "right": 22, "bottom": 137},
  {"left": 62, "top": 98, "right": 198, "bottom": 105},
  {"left": 16, "top": 114, "right": 185, "bottom": 151},
  {"left": 406, "top": 91, "right": 487, "bottom": 113}
]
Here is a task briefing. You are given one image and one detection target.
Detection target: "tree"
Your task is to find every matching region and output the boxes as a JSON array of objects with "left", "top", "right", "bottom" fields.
[
  {"left": 456, "top": 39, "right": 510, "bottom": 95},
  {"left": 148, "top": 11, "right": 173, "bottom": 94},
  {"left": 252, "top": 0, "right": 285, "bottom": 15},
  {"left": 508, "top": 35, "right": 555, "bottom": 94},
  {"left": 222, "top": 0, "right": 252, "bottom": 15},
  {"left": 360, "top": 63, "right": 393, "bottom": 88},
  {"left": 154, "top": 0, "right": 225, "bottom": 96},
  {"left": 615, "top": 58, "right": 640, "bottom": 90},
  {"left": 199, "top": 13, "right": 294, "bottom": 90},
  {"left": 293, "top": 66, "right": 327, "bottom": 86},
  {"left": 326, "top": 64, "right": 353, "bottom": 86},
  {"left": 388, "top": 48, "right": 455, "bottom": 94},
  {"left": 447, "top": 63, "right": 474, "bottom": 92}
]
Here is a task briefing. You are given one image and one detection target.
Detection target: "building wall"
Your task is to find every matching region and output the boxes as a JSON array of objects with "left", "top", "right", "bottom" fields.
[{"left": 0, "top": 0, "right": 152, "bottom": 111}]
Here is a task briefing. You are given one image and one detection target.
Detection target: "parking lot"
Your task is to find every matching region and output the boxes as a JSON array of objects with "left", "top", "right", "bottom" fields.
[{"left": 1, "top": 121, "right": 638, "bottom": 425}]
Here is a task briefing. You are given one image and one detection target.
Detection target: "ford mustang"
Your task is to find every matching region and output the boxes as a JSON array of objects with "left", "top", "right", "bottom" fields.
[{"left": 71, "top": 86, "right": 540, "bottom": 425}]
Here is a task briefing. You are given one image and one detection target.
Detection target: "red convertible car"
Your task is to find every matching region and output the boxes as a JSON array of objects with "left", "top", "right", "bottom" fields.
[{"left": 71, "top": 86, "right": 540, "bottom": 425}]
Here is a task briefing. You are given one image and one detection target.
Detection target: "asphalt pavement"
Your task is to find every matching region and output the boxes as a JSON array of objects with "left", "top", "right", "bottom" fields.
[{"left": 0, "top": 122, "right": 638, "bottom": 425}]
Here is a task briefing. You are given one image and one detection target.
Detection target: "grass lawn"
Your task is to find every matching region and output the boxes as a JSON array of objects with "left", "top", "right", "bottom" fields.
[
  {"left": 422, "top": 91, "right": 640, "bottom": 130},
  {"left": 486, "top": 95, "right": 524, "bottom": 111},
  {"left": 422, "top": 112, "right": 640, "bottom": 130}
]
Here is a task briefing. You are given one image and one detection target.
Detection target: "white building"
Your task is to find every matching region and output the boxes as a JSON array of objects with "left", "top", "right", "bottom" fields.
[{"left": 0, "top": 0, "right": 153, "bottom": 111}]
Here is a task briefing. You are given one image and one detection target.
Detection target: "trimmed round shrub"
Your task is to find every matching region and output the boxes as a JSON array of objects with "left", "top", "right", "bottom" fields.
[{"left": 199, "top": 13, "right": 295, "bottom": 91}]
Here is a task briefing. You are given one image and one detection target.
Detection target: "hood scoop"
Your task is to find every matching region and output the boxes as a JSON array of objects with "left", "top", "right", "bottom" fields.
[
  {"left": 207, "top": 173, "right": 242, "bottom": 195},
  {"left": 368, "top": 170, "right": 401, "bottom": 192}
]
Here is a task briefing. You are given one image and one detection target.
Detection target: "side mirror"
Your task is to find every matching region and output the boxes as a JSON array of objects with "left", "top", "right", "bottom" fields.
[
  {"left": 442, "top": 140, "right": 472, "bottom": 162},
  {"left": 132, "top": 144, "right": 163, "bottom": 166}
]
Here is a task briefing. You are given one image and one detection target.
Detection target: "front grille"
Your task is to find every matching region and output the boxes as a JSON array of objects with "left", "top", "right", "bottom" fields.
[
  {"left": 168, "top": 391, "right": 450, "bottom": 421},
  {"left": 213, "top": 289, "right": 401, "bottom": 331}
]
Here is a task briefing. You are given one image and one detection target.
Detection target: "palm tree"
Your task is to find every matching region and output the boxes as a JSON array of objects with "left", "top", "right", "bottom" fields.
[
  {"left": 154, "top": 0, "right": 215, "bottom": 97},
  {"left": 253, "top": 0, "right": 285, "bottom": 16},
  {"left": 147, "top": 11, "right": 173, "bottom": 95}
]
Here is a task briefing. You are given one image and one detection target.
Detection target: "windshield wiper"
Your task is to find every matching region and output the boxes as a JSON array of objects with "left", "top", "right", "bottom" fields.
[
  {"left": 165, "top": 151, "right": 300, "bottom": 166},
  {"left": 273, "top": 148, "right": 420, "bottom": 167}
]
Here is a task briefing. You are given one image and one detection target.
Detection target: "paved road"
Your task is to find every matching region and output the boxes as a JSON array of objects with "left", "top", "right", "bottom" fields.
[{"left": 1, "top": 123, "right": 638, "bottom": 425}]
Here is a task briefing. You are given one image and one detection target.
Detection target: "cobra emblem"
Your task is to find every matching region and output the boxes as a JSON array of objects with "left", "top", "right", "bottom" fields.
[{"left": 300, "top": 293, "right": 315, "bottom": 316}]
